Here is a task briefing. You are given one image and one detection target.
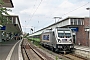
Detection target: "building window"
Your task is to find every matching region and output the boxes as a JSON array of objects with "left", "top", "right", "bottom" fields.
[
  {"left": 81, "top": 19, "right": 84, "bottom": 25},
  {"left": 13, "top": 17, "right": 16, "bottom": 24},
  {"left": 8, "top": 17, "right": 12, "bottom": 20},
  {"left": 78, "top": 19, "right": 84, "bottom": 25},
  {"left": 74, "top": 19, "right": 77, "bottom": 25},
  {"left": 71, "top": 19, "right": 73, "bottom": 25},
  {"left": 7, "top": 17, "right": 12, "bottom": 24},
  {"left": 78, "top": 19, "right": 81, "bottom": 25},
  {"left": 71, "top": 18, "right": 84, "bottom": 25}
]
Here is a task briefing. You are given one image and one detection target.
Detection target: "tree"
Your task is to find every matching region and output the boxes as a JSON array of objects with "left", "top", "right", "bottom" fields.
[{"left": 0, "top": 0, "right": 12, "bottom": 25}]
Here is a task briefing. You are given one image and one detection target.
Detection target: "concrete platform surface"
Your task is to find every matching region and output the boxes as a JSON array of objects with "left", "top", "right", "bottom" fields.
[{"left": 0, "top": 40, "right": 23, "bottom": 60}]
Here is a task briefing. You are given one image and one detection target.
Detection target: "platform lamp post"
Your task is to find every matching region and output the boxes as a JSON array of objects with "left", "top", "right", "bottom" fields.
[
  {"left": 86, "top": 7, "right": 90, "bottom": 48},
  {"left": 86, "top": 7, "right": 90, "bottom": 58}
]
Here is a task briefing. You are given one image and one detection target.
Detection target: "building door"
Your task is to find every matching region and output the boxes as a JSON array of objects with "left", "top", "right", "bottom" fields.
[{"left": 73, "top": 35, "right": 76, "bottom": 44}]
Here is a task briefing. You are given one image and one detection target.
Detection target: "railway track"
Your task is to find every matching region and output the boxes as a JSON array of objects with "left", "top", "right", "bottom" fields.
[
  {"left": 21, "top": 38, "right": 87, "bottom": 60},
  {"left": 21, "top": 38, "right": 45, "bottom": 60},
  {"left": 62, "top": 53, "right": 87, "bottom": 60},
  {"left": 21, "top": 38, "right": 54, "bottom": 60},
  {"left": 39, "top": 45, "right": 87, "bottom": 60}
]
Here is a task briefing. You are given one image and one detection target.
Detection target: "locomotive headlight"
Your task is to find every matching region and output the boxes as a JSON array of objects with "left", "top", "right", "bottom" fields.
[
  {"left": 58, "top": 46, "right": 62, "bottom": 48},
  {"left": 69, "top": 39, "right": 72, "bottom": 42},
  {"left": 70, "top": 46, "right": 72, "bottom": 48},
  {"left": 70, "top": 45, "right": 74, "bottom": 48},
  {"left": 58, "top": 39, "right": 61, "bottom": 43}
]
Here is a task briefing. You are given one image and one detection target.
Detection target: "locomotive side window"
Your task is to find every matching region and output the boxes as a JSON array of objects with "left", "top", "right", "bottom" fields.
[{"left": 43, "top": 35, "right": 49, "bottom": 40}]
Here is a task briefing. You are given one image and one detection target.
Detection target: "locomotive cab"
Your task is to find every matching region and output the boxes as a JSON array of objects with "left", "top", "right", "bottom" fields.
[{"left": 53, "top": 28, "right": 74, "bottom": 52}]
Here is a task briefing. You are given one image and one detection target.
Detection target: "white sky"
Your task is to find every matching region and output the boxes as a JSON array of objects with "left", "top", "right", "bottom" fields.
[{"left": 9, "top": 0, "right": 90, "bottom": 34}]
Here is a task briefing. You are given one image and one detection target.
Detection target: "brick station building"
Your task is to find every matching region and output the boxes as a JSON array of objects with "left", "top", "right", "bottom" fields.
[{"left": 55, "top": 17, "right": 90, "bottom": 46}]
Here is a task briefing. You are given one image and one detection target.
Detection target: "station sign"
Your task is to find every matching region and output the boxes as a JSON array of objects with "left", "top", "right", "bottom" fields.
[
  {"left": 70, "top": 27, "right": 78, "bottom": 32},
  {"left": 0, "top": 26, "right": 6, "bottom": 30}
]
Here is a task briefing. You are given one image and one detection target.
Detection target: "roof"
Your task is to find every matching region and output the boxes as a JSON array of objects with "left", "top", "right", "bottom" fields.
[
  {"left": 33, "top": 16, "right": 85, "bottom": 33},
  {"left": 1, "top": 0, "right": 14, "bottom": 8}
]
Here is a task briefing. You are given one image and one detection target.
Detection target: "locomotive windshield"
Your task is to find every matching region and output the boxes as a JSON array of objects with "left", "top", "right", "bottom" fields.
[{"left": 58, "top": 30, "right": 71, "bottom": 38}]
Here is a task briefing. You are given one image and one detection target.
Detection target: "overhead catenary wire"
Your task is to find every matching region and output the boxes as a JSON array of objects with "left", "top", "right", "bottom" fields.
[
  {"left": 25, "top": 1, "right": 90, "bottom": 33},
  {"left": 26, "top": 0, "right": 42, "bottom": 31},
  {"left": 49, "top": 2, "right": 90, "bottom": 22},
  {"left": 61, "top": 2, "right": 90, "bottom": 17},
  {"left": 43, "top": 2, "right": 90, "bottom": 26},
  {"left": 30, "top": 0, "right": 37, "bottom": 16},
  {"left": 30, "top": 0, "right": 42, "bottom": 21},
  {"left": 25, "top": 0, "right": 37, "bottom": 28},
  {"left": 37, "top": 2, "right": 90, "bottom": 25}
]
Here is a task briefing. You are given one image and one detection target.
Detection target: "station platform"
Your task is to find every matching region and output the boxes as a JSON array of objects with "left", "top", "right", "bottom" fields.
[
  {"left": 74, "top": 45, "right": 90, "bottom": 52},
  {"left": 0, "top": 39, "right": 23, "bottom": 60},
  {"left": 74, "top": 45, "right": 90, "bottom": 59}
]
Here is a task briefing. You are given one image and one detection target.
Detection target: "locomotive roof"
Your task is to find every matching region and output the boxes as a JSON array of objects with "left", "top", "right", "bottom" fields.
[{"left": 56, "top": 27, "right": 71, "bottom": 31}]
